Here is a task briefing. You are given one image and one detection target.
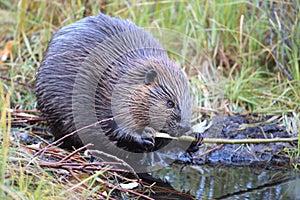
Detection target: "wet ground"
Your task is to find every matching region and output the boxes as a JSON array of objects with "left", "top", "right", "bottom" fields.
[{"left": 191, "top": 115, "right": 299, "bottom": 167}]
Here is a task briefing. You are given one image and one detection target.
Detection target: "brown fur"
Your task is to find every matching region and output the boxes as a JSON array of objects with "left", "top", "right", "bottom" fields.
[{"left": 35, "top": 14, "right": 192, "bottom": 153}]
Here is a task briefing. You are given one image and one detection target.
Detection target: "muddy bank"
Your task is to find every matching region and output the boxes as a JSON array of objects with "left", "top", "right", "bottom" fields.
[{"left": 189, "top": 115, "right": 299, "bottom": 167}]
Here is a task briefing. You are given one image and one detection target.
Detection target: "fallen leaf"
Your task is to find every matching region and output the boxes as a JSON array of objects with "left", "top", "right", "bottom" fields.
[
  {"left": 119, "top": 182, "right": 139, "bottom": 189},
  {"left": 0, "top": 41, "right": 17, "bottom": 63}
]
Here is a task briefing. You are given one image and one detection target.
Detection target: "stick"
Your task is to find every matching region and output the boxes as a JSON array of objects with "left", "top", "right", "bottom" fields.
[
  {"left": 33, "top": 112, "right": 130, "bottom": 158},
  {"left": 155, "top": 132, "right": 299, "bottom": 144}
]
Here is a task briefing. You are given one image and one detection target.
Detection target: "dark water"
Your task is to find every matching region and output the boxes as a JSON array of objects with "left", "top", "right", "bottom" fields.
[{"left": 151, "top": 164, "right": 300, "bottom": 200}]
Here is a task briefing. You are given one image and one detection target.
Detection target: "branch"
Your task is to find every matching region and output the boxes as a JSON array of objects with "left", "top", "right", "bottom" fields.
[{"left": 155, "top": 132, "right": 298, "bottom": 144}]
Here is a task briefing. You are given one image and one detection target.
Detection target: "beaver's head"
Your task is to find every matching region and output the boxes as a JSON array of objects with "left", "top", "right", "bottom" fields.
[{"left": 109, "top": 57, "right": 192, "bottom": 152}]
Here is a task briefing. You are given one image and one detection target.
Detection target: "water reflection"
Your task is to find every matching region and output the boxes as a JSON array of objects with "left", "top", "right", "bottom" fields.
[{"left": 151, "top": 164, "right": 300, "bottom": 199}]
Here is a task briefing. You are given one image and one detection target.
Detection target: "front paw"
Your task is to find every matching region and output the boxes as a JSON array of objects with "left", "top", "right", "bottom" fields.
[
  {"left": 186, "top": 132, "right": 204, "bottom": 153},
  {"left": 140, "top": 126, "right": 156, "bottom": 151}
]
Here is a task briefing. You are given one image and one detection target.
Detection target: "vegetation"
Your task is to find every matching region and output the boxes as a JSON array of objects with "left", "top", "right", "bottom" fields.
[{"left": 0, "top": 0, "right": 299, "bottom": 199}]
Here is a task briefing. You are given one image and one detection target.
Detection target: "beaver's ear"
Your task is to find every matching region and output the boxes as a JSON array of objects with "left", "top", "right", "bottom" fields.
[{"left": 144, "top": 69, "right": 157, "bottom": 85}]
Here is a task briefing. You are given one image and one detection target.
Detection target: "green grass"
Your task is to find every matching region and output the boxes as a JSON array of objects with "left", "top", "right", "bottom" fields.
[{"left": 0, "top": 0, "right": 299, "bottom": 199}]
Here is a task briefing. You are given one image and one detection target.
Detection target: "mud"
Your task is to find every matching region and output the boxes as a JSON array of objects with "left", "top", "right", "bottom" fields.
[{"left": 190, "top": 115, "right": 299, "bottom": 167}]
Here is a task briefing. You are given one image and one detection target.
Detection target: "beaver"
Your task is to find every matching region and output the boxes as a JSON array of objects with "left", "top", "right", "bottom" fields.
[{"left": 35, "top": 14, "right": 200, "bottom": 155}]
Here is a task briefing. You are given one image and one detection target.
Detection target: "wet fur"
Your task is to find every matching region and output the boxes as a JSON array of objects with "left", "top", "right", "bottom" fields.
[{"left": 35, "top": 14, "right": 192, "bottom": 152}]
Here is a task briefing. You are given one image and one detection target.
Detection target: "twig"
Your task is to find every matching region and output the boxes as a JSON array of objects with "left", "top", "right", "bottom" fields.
[
  {"left": 59, "top": 143, "right": 93, "bottom": 163},
  {"left": 155, "top": 132, "right": 299, "bottom": 144},
  {"left": 38, "top": 160, "right": 127, "bottom": 172},
  {"left": 87, "top": 150, "right": 141, "bottom": 184},
  {"left": 13, "top": 109, "right": 40, "bottom": 113},
  {"left": 0, "top": 75, "right": 34, "bottom": 89},
  {"left": 10, "top": 118, "right": 44, "bottom": 124},
  {"left": 195, "top": 144, "right": 224, "bottom": 158},
  {"left": 33, "top": 112, "right": 129, "bottom": 158}
]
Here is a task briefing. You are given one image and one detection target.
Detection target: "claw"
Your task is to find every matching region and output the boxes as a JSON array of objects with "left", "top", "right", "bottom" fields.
[
  {"left": 194, "top": 132, "right": 204, "bottom": 146},
  {"left": 186, "top": 132, "right": 204, "bottom": 153}
]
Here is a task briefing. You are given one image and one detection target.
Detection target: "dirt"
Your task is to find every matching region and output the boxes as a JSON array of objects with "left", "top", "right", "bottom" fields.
[{"left": 189, "top": 115, "right": 299, "bottom": 168}]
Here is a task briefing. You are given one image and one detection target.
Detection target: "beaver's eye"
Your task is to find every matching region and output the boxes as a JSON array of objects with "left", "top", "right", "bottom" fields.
[{"left": 167, "top": 100, "right": 175, "bottom": 108}]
